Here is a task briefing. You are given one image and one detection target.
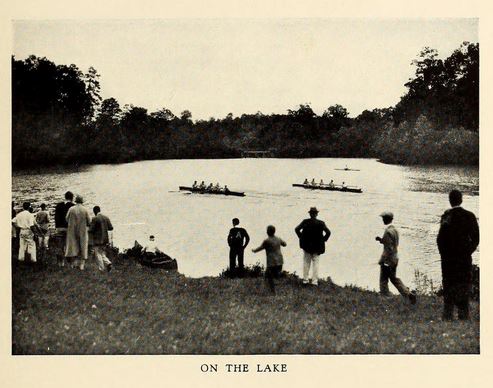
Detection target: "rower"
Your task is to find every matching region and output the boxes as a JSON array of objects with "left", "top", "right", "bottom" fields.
[
  {"left": 192, "top": 180, "right": 198, "bottom": 189},
  {"left": 214, "top": 182, "right": 221, "bottom": 192},
  {"left": 328, "top": 180, "right": 335, "bottom": 188},
  {"left": 311, "top": 178, "right": 316, "bottom": 186},
  {"left": 342, "top": 181, "right": 347, "bottom": 189},
  {"left": 207, "top": 183, "right": 214, "bottom": 191},
  {"left": 304, "top": 178, "right": 309, "bottom": 185},
  {"left": 199, "top": 181, "right": 206, "bottom": 189},
  {"left": 224, "top": 185, "right": 230, "bottom": 193},
  {"left": 320, "top": 179, "right": 324, "bottom": 186}
]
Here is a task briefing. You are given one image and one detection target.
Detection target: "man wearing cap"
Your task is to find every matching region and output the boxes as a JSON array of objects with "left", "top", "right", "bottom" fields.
[
  {"left": 437, "top": 190, "right": 479, "bottom": 320},
  {"left": 376, "top": 212, "right": 416, "bottom": 304},
  {"left": 295, "top": 207, "right": 331, "bottom": 286},
  {"left": 65, "top": 195, "right": 92, "bottom": 270}
]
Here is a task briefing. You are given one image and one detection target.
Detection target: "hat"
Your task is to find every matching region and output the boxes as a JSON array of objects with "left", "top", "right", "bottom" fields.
[
  {"left": 380, "top": 211, "right": 393, "bottom": 218},
  {"left": 75, "top": 195, "right": 84, "bottom": 204},
  {"left": 309, "top": 207, "right": 319, "bottom": 214}
]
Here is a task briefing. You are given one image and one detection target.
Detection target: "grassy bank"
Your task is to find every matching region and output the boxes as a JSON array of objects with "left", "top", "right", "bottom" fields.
[{"left": 12, "top": 253, "right": 479, "bottom": 355}]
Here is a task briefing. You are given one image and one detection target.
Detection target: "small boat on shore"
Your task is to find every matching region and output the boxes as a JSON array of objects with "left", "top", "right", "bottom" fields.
[
  {"left": 179, "top": 186, "right": 245, "bottom": 197},
  {"left": 293, "top": 183, "right": 363, "bottom": 194}
]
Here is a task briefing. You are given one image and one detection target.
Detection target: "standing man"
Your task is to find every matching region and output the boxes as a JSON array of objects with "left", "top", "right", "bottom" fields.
[
  {"left": 65, "top": 195, "right": 92, "bottom": 270},
  {"left": 295, "top": 207, "right": 331, "bottom": 286},
  {"left": 12, "top": 202, "right": 38, "bottom": 263},
  {"left": 90, "top": 206, "right": 114, "bottom": 272},
  {"left": 227, "top": 218, "right": 250, "bottom": 276},
  {"left": 54, "top": 191, "right": 75, "bottom": 267},
  {"left": 376, "top": 212, "right": 416, "bottom": 304},
  {"left": 35, "top": 203, "right": 50, "bottom": 250},
  {"left": 437, "top": 190, "right": 479, "bottom": 320}
]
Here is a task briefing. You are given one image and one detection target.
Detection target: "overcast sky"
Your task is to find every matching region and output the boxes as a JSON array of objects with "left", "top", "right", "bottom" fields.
[{"left": 13, "top": 19, "right": 477, "bottom": 119}]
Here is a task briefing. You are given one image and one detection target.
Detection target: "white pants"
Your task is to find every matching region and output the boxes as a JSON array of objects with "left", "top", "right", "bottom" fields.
[
  {"left": 303, "top": 251, "right": 319, "bottom": 284},
  {"left": 19, "top": 229, "right": 36, "bottom": 262},
  {"left": 94, "top": 245, "right": 112, "bottom": 271}
]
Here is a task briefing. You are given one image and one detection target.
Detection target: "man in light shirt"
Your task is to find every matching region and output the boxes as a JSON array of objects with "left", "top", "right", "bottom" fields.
[
  {"left": 12, "top": 202, "right": 38, "bottom": 263},
  {"left": 376, "top": 211, "right": 416, "bottom": 304}
]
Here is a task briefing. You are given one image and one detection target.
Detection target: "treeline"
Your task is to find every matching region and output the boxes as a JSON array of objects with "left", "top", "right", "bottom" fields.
[{"left": 12, "top": 42, "right": 478, "bottom": 169}]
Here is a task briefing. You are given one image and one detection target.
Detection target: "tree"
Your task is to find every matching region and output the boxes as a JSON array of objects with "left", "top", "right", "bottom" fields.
[
  {"left": 180, "top": 110, "right": 192, "bottom": 121},
  {"left": 323, "top": 104, "right": 349, "bottom": 119}
]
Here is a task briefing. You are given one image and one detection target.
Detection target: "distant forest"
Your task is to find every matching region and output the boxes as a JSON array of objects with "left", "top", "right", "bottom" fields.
[{"left": 12, "top": 42, "right": 478, "bottom": 169}]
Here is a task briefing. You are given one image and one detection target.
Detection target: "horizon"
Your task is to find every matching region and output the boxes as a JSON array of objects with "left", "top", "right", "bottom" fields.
[{"left": 13, "top": 18, "right": 478, "bottom": 120}]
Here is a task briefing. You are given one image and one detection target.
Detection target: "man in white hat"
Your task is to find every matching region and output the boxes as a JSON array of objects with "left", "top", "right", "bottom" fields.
[
  {"left": 295, "top": 207, "right": 331, "bottom": 286},
  {"left": 376, "top": 211, "right": 416, "bottom": 304}
]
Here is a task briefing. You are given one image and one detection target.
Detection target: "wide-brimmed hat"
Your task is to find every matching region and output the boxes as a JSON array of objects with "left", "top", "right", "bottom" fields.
[
  {"left": 308, "top": 207, "right": 319, "bottom": 214},
  {"left": 380, "top": 211, "right": 394, "bottom": 218}
]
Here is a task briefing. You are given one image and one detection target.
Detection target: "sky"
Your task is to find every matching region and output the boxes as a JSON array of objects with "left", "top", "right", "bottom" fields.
[{"left": 13, "top": 18, "right": 478, "bottom": 119}]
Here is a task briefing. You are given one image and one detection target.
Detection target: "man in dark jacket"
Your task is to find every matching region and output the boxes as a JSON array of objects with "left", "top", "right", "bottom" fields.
[
  {"left": 295, "top": 207, "right": 331, "bottom": 286},
  {"left": 53, "top": 191, "right": 75, "bottom": 267},
  {"left": 227, "top": 218, "right": 250, "bottom": 275},
  {"left": 90, "top": 206, "right": 114, "bottom": 272},
  {"left": 437, "top": 190, "right": 479, "bottom": 320}
]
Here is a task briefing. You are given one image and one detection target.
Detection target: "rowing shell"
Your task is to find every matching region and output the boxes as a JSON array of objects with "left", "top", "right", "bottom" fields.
[
  {"left": 334, "top": 168, "right": 360, "bottom": 171},
  {"left": 293, "top": 183, "right": 363, "bottom": 194},
  {"left": 179, "top": 186, "right": 245, "bottom": 197}
]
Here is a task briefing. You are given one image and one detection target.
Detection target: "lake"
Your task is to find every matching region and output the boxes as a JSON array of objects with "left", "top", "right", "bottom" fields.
[{"left": 12, "top": 158, "right": 479, "bottom": 291}]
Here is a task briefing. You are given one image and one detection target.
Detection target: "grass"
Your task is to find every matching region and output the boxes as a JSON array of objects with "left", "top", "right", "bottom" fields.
[{"left": 12, "top": 249, "right": 479, "bottom": 355}]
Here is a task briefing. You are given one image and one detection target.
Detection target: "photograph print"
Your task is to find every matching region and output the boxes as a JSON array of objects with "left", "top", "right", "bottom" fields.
[{"left": 11, "top": 18, "right": 479, "bottom": 355}]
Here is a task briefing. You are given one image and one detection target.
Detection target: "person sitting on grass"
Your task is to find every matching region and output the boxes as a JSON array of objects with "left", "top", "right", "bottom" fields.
[
  {"left": 144, "top": 235, "right": 163, "bottom": 256},
  {"left": 252, "top": 225, "right": 287, "bottom": 294}
]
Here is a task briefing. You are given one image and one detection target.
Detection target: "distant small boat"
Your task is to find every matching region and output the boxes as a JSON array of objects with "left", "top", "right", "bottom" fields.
[
  {"left": 179, "top": 186, "right": 245, "bottom": 197},
  {"left": 293, "top": 183, "right": 363, "bottom": 194},
  {"left": 334, "top": 168, "right": 360, "bottom": 171}
]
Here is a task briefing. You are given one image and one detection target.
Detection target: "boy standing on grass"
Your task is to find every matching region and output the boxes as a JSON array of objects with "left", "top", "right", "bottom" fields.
[{"left": 252, "top": 225, "right": 287, "bottom": 294}]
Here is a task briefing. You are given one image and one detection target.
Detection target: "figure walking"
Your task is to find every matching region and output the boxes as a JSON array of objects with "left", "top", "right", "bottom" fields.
[{"left": 376, "top": 211, "right": 416, "bottom": 304}]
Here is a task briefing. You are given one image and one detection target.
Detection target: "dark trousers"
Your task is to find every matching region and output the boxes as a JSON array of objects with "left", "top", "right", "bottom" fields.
[
  {"left": 441, "top": 256, "right": 472, "bottom": 320},
  {"left": 379, "top": 264, "right": 410, "bottom": 297},
  {"left": 265, "top": 265, "right": 282, "bottom": 293},
  {"left": 229, "top": 247, "right": 244, "bottom": 271}
]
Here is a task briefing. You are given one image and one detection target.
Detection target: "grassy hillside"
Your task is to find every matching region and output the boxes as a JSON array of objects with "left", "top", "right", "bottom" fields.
[{"left": 12, "top": 254, "right": 479, "bottom": 354}]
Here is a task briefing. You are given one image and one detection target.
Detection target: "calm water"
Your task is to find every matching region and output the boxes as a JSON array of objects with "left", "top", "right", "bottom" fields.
[{"left": 12, "top": 158, "right": 479, "bottom": 291}]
